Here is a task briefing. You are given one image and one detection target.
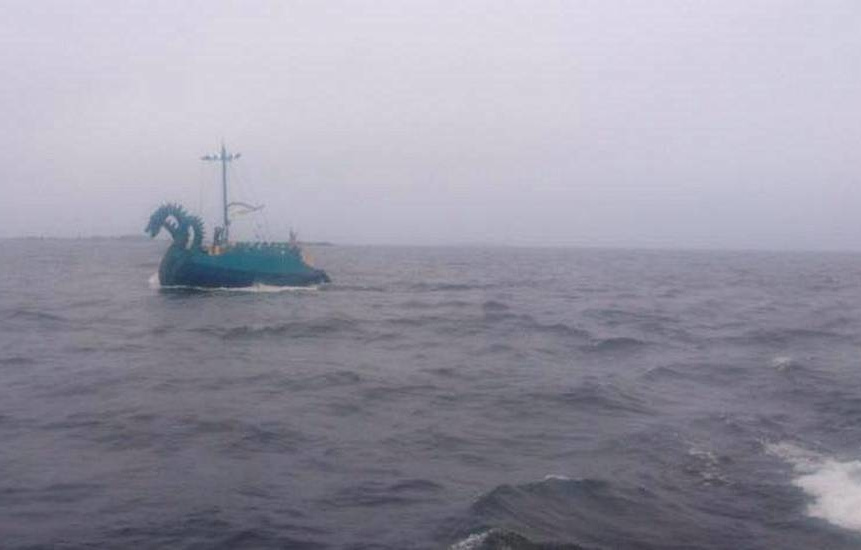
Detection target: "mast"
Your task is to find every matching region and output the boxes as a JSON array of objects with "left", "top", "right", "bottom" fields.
[{"left": 201, "top": 143, "right": 241, "bottom": 243}]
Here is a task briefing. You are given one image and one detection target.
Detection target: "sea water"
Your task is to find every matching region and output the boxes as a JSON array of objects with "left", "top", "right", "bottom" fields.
[{"left": 2, "top": 238, "right": 861, "bottom": 549}]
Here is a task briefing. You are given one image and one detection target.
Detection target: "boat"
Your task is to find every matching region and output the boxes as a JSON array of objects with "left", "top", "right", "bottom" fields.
[{"left": 145, "top": 144, "right": 331, "bottom": 288}]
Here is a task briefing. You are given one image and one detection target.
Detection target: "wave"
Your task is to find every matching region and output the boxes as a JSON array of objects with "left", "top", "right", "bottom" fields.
[
  {"left": 641, "top": 364, "right": 696, "bottom": 382},
  {"left": 535, "top": 322, "right": 590, "bottom": 339},
  {"left": 408, "top": 282, "right": 496, "bottom": 292},
  {"left": 400, "top": 299, "right": 473, "bottom": 310},
  {"left": 481, "top": 300, "right": 510, "bottom": 312},
  {"left": 536, "top": 381, "right": 652, "bottom": 415},
  {"left": 228, "top": 423, "right": 309, "bottom": 454},
  {"left": 289, "top": 370, "right": 363, "bottom": 391},
  {"left": 481, "top": 309, "right": 591, "bottom": 340},
  {"left": 321, "top": 478, "right": 443, "bottom": 509},
  {"left": 685, "top": 445, "right": 729, "bottom": 486},
  {"left": 640, "top": 361, "right": 766, "bottom": 389},
  {"left": 726, "top": 328, "right": 845, "bottom": 346},
  {"left": 0, "top": 356, "right": 36, "bottom": 366},
  {"left": 388, "top": 478, "right": 444, "bottom": 493},
  {"left": 1, "top": 482, "right": 104, "bottom": 506},
  {"left": 66, "top": 297, "right": 113, "bottom": 309},
  {"left": 470, "top": 476, "right": 613, "bottom": 519},
  {"left": 583, "top": 307, "right": 676, "bottom": 328},
  {"left": 201, "top": 318, "right": 362, "bottom": 340},
  {"left": 323, "top": 283, "right": 385, "bottom": 292},
  {"left": 5, "top": 309, "right": 68, "bottom": 324},
  {"left": 455, "top": 476, "right": 643, "bottom": 549},
  {"left": 450, "top": 528, "right": 590, "bottom": 550},
  {"left": 454, "top": 473, "right": 746, "bottom": 549},
  {"left": 584, "top": 337, "right": 647, "bottom": 353},
  {"left": 99, "top": 510, "right": 323, "bottom": 549},
  {"left": 384, "top": 310, "right": 591, "bottom": 342},
  {"left": 476, "top": 343, "right": 517, "bottom": 356},
  {"left": 768, "top": 442, "right": 861, "bottom": 533}
]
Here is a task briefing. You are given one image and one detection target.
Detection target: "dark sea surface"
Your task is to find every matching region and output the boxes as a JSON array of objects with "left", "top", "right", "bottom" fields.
[{"left": 2, "top": 238, "right": 861, "bottom": 549}]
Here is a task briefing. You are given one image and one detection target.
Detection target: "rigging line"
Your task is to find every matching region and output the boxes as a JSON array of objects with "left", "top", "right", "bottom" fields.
[
  {"left": 226, "top": 163, "right": 243, "bottom": 240},
  {"left": 229, "top": 162, "right": 261, "bottom": 242},
  {"left": 197, "top": 162, "right": 207, "bottom": 225},
  {"left": 263, "top": 215, "right": 273, "bottom": 241},
  {"left": 233, "top": 159, "right": 274, "bottom": 241},
  {"left": 240, "top": 164, "right": 273, "bottom": 240}
]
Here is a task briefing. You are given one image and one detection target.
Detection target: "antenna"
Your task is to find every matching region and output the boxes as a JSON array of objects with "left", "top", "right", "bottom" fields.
[{"left": 201, "top": 143, "right": 241, "bottom": 243}]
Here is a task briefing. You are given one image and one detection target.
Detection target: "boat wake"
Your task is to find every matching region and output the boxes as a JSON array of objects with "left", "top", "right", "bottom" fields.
[{"left": 148, "top": 272, "right": 320, "bottom": 293}]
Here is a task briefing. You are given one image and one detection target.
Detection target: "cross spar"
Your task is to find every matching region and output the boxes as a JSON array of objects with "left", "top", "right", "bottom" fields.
[{"left": 201, "top": 143, "right": 241, "bottom": 245}]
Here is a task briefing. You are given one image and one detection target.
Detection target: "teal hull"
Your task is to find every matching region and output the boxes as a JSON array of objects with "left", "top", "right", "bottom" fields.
[{"left": 158, "top": 244, "right": 330, "bottom": 288}]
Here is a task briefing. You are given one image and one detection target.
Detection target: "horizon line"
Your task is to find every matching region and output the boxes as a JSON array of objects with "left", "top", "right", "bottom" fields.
[{"left": 2, "top": 234, "right": 861, "bottom": 255}]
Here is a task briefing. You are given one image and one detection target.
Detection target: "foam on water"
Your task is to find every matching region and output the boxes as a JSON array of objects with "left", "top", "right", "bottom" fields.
[
  {"left": 686, "top": 445, "right": 728, "bottom": 484},
  {"left": 768, "top": 442, "right": 861, "bottom": 533}
]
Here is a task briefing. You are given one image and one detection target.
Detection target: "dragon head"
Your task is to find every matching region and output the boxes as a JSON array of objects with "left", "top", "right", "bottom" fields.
[{"left": 145, "top": 203, "right": 205, "bottom": 249}]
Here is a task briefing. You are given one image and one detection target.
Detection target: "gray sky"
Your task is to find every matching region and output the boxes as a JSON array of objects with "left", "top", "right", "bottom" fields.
[{"left": 2, "top": 1, "right": 859, "bottom": 249}]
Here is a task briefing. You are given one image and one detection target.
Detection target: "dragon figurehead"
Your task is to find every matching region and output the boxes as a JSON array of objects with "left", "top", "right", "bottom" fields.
[{"left": 145, "top": 203, "right": 205, "bottom": 250}]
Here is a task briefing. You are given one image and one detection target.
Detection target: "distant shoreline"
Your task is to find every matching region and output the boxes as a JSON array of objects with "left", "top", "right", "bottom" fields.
[{"left": 0, "top": 235, "right": 336, "bottom": 246}]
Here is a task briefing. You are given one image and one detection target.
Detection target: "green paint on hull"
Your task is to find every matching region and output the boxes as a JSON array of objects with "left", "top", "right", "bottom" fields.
[{"left": 159, "top": 244, "right": 330, "bottom": 288}]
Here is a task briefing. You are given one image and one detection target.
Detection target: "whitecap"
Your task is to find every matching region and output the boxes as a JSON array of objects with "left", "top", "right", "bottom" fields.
[
  {"left": 449, "top": 531, "right": 490, "bottom": 550},
  {"left": 768, "top": 442, "right": 861, "bottom": 533},
  {"left": 543, "top": 474, "right": 572, "bottom": 481},
  {"left": 770, "top": 356, "right": 795, "bottom": 371}
]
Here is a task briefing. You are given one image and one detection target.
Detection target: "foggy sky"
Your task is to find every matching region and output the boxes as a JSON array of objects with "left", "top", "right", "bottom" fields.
[{"left": 2, "top": 1, "right": 860, "bottom": 249}]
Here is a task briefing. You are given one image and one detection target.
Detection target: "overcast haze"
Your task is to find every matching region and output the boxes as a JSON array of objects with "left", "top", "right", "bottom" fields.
[{"left": 2, "top": 1, "right": 859, "bottom": 249}]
